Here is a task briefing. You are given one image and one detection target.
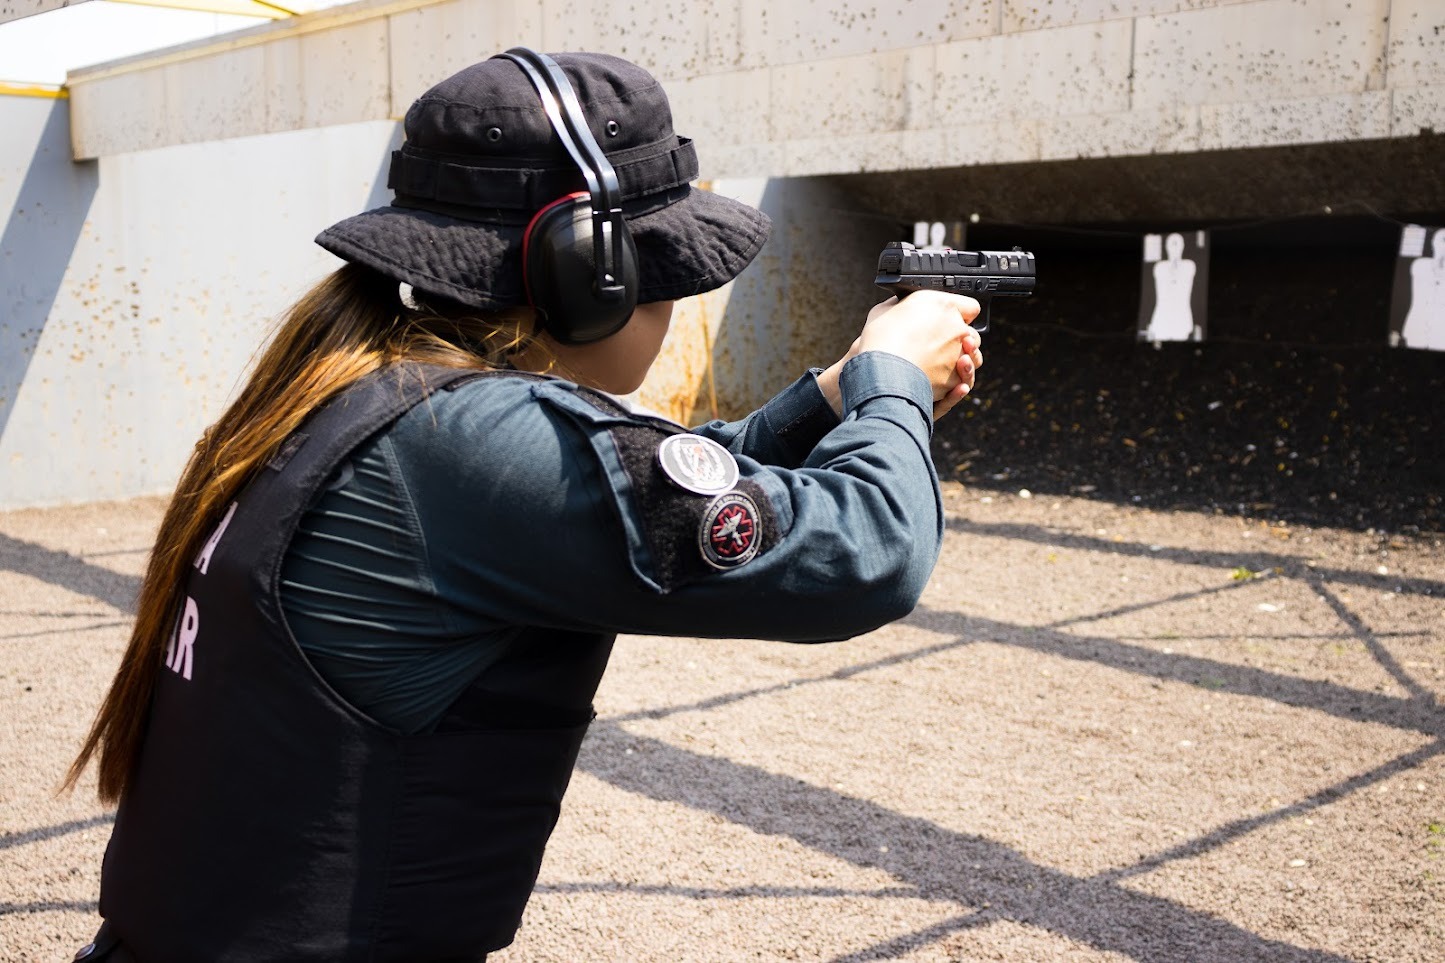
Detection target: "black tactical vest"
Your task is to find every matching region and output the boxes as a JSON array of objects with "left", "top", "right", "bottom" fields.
[{"left": 100, "top": 364, "right": 614, "bottom": 961}]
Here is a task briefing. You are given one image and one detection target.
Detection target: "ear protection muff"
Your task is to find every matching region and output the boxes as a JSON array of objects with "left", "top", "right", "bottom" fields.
[
  {"left": 501, "top": 48, "right": 640, "bottom": 345},
  {"left": 521, "top": 190, "right": 640, "bottom": 344}
]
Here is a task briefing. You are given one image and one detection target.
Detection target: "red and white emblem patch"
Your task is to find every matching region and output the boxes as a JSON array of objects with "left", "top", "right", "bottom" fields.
[{"left": 699, "top": 492, "right": 762, "bottom": 569}]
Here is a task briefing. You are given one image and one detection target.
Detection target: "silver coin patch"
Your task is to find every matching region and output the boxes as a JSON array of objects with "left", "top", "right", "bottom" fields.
[{"left": 657, "top": 434, "right": 739, "bottom": 495}]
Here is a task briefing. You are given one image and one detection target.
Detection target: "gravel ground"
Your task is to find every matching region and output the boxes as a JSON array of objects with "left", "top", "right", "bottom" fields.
[{"left": 2, "top": 480, "right": 1441, "bottom": 962}]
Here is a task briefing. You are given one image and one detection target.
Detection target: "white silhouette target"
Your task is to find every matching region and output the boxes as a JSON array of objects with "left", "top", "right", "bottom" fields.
[
  {"left": 1391, "top": 225, "right": 1445, "bottom": 352},
  {"left": 1138, "top": 231, "right": 1209, "bottom": 343}
]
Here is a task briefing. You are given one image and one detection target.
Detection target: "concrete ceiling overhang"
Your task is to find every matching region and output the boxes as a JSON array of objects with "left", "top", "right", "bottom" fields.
[
  {"left": 64, "top": 0, "right": 456, "bottom": 159},
  {"left": 48, "top": 0, "right": 1445, "bottom": 186},
  {"left": 1, "top": 0, "right": 85, "bottom": 24}
]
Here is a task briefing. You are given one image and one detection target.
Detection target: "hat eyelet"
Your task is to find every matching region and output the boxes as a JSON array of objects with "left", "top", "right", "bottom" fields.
[
  {"left": 605, "top": 120, "right": 620, "bottom": 137},
  {"left": 486, "top": 126, "right": 503, "bottom": 143}
]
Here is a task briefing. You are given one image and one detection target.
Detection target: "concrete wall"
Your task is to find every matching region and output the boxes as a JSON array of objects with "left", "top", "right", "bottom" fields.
[
  {"left": 0, "top": 90, "right": 402, "bottom": 507},
  {"left": 5, "top": 0, "right": 1444, "bottom": 507},
  {"left": 67, "top": 0, "right": 1445, "bottom": 171},
  {"left": 0, "top": 87, "right": 878, "bottom": 508},
  {"left": 0, "top": 0, "right": 82, "bottom": 24}
]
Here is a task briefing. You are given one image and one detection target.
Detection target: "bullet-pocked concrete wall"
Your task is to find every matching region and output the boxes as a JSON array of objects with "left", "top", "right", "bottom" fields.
[
  {"left": 67, "top": 0, "right": 1445, "bottom": 170},
  {"left": 0, "top": 89, "right": 848, "bottom": 508},
  {"left": 0, "top": 0, "right": 79, "bottom": 23},
  {"left": 6, "top": 0, "right": 1444, "bottom": 507},
  {"left": 0, "top": 92, "right": 402, "bottom": 507}
]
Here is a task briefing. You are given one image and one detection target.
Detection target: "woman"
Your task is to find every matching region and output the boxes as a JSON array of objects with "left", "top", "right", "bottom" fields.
[{"left": 66, "top": 50, "right": 982, "bottom": 961}]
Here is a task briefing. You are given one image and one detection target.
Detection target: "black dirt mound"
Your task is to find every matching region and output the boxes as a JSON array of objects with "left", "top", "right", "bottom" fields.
[{"left": 934, "top": 327, "right": 1445, "bottom": 535}]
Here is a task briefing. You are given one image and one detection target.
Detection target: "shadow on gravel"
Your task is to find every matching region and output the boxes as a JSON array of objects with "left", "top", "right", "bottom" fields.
[
  {"left": 536, "top": 882, "right": 918, "bottom": 900},
  {"left": 0, "top": 814, "right": 115, "bottom": 853},
  {"left": 938, "top": 516, "right": 1445, "bottom": 728},
  {"left": 946, "top": 517, "right": 1445, "bottom": 597},
  {"left": 584, "top": 516, "right": 1444, "bottom": 961},
  {"left": 936, "top": 327, "right": 1445, "bottom": 537},
  {"left": 578, "top": 720, "right": 1359, "bottom": 963},
  {"left": 1093, "top": 738, "right": 1445, "bottom": 888},
  {"left": 0, "top": 621, "right": 130, "bottom": 641},
  {"left": 907, "top": 607, "right": 1445, "bottom": 740},
  {"left": 0, "top": 533, "right": 141, "bottom": 614},
  {"left": 0, "top": 901, "right": 98, "bottom": 918},
  {"left": 614, "top": 598, "right": 1444, "bottom": 740}
]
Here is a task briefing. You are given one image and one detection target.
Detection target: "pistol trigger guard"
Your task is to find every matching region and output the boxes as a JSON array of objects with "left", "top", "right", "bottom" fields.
[{"left": 971, "top": 300, "right": 991, "bottom": 335}]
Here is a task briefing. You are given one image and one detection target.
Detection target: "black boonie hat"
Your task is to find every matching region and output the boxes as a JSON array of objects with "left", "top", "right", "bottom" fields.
[{"left": 316, "top": 52, "right": 771, "bottom": 308}]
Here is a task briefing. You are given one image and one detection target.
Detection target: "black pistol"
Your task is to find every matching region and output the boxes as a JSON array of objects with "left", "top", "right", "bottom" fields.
[{"left": 874, "top": 241, "right": 1036, "bottom": 334}]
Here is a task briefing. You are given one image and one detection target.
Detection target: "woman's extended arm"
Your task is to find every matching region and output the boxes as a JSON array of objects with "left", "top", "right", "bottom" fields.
[{"left": 689, "top": 292, "right": 983, "bottom": 468}]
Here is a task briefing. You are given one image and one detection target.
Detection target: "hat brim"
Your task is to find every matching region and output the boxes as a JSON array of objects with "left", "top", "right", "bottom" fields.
[{"left": 314, "top": 187, "right": 771, "bottom": 310}]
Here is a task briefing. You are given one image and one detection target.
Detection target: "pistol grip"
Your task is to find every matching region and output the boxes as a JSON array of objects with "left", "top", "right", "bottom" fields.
[{"left": 880, "top": 282, "right": 989, "bottom": 336}]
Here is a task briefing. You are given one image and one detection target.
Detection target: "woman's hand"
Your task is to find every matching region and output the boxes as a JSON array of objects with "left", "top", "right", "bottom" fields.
[
  {"left": 930, "top": 338, "right": 983, "bottom": 421},
  {"left": 817, "top": 291, "right": 983, "bottom": 420}
]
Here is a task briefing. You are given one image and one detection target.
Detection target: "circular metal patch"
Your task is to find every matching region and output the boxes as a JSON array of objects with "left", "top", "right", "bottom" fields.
[
  {"left": 699, "top": 492, "right": 763, "bottom": 569},
  {"left": 658, "top": 433, "right": 739, "bottom": 495}
]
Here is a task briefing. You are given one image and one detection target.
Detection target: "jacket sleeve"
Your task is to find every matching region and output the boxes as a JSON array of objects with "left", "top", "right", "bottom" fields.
[
  {"left": 687, "top": 369, "right": 840, "bottom": 469},
  {"left": 402, "top": 352, "right": 943, "bottom": 644}
]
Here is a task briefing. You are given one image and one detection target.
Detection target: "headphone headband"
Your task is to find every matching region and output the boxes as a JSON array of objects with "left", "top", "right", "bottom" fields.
[{"left": 500, "top": 48, "right": 627, "bottom": 302}]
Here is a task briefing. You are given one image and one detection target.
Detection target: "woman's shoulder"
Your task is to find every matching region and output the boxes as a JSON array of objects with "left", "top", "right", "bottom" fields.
[
  {"left": 379, "top": 369, "right": 631, "bottom": 539},
  {"left": 414, "top": 369, "right": 667, "bottom": 434},
  {"left": 384, "top": 369, "right": 644, "bottom": 480},
  {"left": 392, "top": 369, "right": 561, "bottom": 441}
]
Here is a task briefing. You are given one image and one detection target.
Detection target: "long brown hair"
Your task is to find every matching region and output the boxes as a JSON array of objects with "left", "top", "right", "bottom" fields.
[{"left": 63, "top": 264, "right": 539, "bottom": 803}]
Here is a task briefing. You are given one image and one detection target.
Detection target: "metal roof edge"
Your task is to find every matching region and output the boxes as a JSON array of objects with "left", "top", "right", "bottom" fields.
[{"left": 0, "top": 80, "right": 68, "bottom": 97}]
